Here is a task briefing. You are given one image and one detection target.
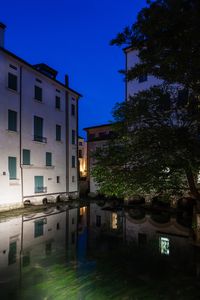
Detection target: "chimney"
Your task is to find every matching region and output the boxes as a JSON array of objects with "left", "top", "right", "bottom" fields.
[
  {"left": 65, "top": 74, "right": 69, "bottom": 87},
  {"left": 0, "top": 22, "right": 6, "bottom": 48}
]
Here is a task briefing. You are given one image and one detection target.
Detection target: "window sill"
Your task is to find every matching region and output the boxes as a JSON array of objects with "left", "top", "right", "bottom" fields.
[
  {"left": 46, "top": 165, "right": 55, "bottom": 169},
  {"left": 21, "top": 164, "right": 34, "bottom": 168},
  {"left": 9, "top": 179, "right": 20, "bottom": 185},
  {"left": 34, "top": 98, "right": 43, "bottom": 103},
  {"left": 55, "top": 140, "right": 63, "bottom": 143},
  {"left": 6, "top": 129, "right": 19, "bottom": 134},
  {"left": 7, "top": 87, "right": 19, "bottom": 94}
]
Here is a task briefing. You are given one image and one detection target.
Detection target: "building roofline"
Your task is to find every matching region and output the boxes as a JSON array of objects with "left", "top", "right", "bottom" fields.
[
  {"left": 83, "top": 123, "right": 113, "bottom": 131},
  {"left": 0, "top": 46, "right": 82, "bottom": 98}
]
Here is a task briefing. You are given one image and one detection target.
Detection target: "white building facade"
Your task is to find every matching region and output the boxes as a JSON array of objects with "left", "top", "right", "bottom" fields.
[{"left": 0, "top": 23, "right": 81, "bottom": 211}]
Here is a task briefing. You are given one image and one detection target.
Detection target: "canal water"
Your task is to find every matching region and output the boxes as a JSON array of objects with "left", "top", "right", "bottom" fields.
[{"left": 0, "top": 201, "right": 200, "bottom": 300}]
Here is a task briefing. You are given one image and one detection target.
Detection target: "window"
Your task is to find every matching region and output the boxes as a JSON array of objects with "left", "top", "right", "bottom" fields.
[
  {"left": 8, "top": 241, "right": 17, "bottom": 265},
  {"left": 72, "top": 175, "right": 75, "bottom": 183},
  {"left": 72, "top": 155, "right": 76, "bottom": 168},
  {"left": 71, "top": 104, "right": 75, "bottom": 116},
  {"left": 34, "top": 176, "right": 45, "bottom": 193},
  {"left": 45, "top": 242, "right": 52, "bottom": 255},
  {"left": 71, "top": 232, "right": 75, "bottom": 244},
  {"left": 56, "top": 176, "right": 60, "bottom": 183},
  {"left": 34, "top": 85, "right": 42, "bottom": 101},
  {"left": 46, "top": 152, "right": 52, "bottom": 166},
  {"left": 9, "top": 64, "right": 17, "bottom": 70},
  {"left": 8, "top": 109, "right": 17, "bottom": 131},
  {"left": 57, "top": 222, "right": 60, "bottom": 230},
  {"left": 56, "top": 124, "right": 61, "bottom": 141},
  {"left": 8, "top": 157, "right": 17, "bottom": 180},
  {"left": 8, "top": 73, "right": 17, "bottom": 91},
  {"left": 159, "top": 237, "right": 170, "bottom": 255},
  {"left": 55, "top": 96, "right": 61, "bottom": 110},
  {"left": 72, "top": 130, "right": 76, "bottom": 144},
  {"left": 79, "top": 150, "right": 82, "bottom": 158},
  {"left": 34, "top": 219, "right": 44, "bottom": 237},
  {"left": 111, "top": 213, "right": 118, "bottom": 229},
  {"left": 138, "top": 74, "right": 147, "bottom": 83},
  {"left": 96, "top": 215, "right": 101, "bottom": 227},
  {"left": 88, "top": 133, "right": 95, "bottom": 140},
  {"left": 23, "top": 149, "right": 30, "bottom": 165},
  {"left": 79, "top": 141, "right": 83, "bottom": 146},
  {"left": 34, "top": 116, "right": 46, "bottom": 142}
]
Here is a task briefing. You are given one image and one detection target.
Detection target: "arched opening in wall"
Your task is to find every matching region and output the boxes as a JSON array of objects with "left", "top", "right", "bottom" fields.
[
  {"left": 43, "top": 198, "right": 48, "bottom": 205},
  {"left": 56, "top": 195, "right": 61, "bottom": 203},
  {"left": 24, "top": 199, "right": 31, "bottom": 206}
]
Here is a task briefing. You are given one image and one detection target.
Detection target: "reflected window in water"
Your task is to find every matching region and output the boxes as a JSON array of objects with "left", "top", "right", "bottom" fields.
[
  {"left": 138, "top": 233, "right": 147, "bottom": 246},
  {"left": 160, "top": 237, "right": 170, "bottom": 255},
  {"left": 34, "top": 219, "right": 44, "bottom": 238},
  {"left": 8, "top": 241, "right": 17, "bottom": 265},
  {"left": 23, "top": 253, "right": 30, "bottom": 267},
  {"left": 46, "top": 242, "right": 52, "bottom": 255},
  {"left": 96, "top": 215, "right": 101, "bottom": 227},
  {"left": 112, "top": 213, "right": 118, "bottom": 229}
]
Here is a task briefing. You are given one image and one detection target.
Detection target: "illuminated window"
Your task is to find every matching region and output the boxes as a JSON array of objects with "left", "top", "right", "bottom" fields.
[
  {"left": 160, "top": 237, "right": 170, "bottom": 255},
  {"left": 112, "top": 213, "right": 118, "bottom": 229},
  {"left": 80, "top": 207, "right": 86, "bottom": 216}
]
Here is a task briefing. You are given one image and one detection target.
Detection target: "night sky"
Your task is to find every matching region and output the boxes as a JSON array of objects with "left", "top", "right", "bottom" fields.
[{"left": 0, "top": 0, "right": 147, "bottom": 138}]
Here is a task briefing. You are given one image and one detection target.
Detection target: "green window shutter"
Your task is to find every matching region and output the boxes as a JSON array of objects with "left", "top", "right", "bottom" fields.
[
  {"left": 8, "top": 110, "right": 17, "bottom": 131},
  {"left": 72, "top": 155, "right": 76, "bottom": 168},
  {"left": 8, "top": 73, "right": 17, "bottom": 91},
  {"left": 34, "top": 116, "right": 43, "bottom": 141},
  {"left": 56, "top": 125, "right": 61, "bottom": 141},
  {"left": 34, "top": 86, "right": 42, "bottom": 101},
  {"left": 8, "top": 157, "right": 17, "bottom": 179},
  {"left": 46, "top": 152, "right": 52, "bottom": 166},
  {"left": 34, "top": 220, "right": 44, "bottom": 237},
  {"left": 55, "top": 96, "right": 60, "bottom": 109},
  {"left": 72, "top": 130, "right": 76, "bottom": 144},
  {"left": 34, "top": 176, "right": 44, "bottom": 193},
  {"left": 23, "top": 149, "right": 30, "bottom": 165}
]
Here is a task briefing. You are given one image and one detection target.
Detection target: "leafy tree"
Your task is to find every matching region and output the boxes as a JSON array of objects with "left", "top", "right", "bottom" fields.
[
  {"left": 92, "top": 85, "right": 200, "bottom": 200},
  {"left": 111, "top": 0, "right": 200, "bottom": 95},
  {"left": 91, "top": 0, "right": 200, "bottom": 201}
]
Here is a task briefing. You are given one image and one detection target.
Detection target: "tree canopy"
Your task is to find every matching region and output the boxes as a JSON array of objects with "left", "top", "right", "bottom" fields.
[{"left": 92, "top": 0, "right": 200, "bottom": 201}]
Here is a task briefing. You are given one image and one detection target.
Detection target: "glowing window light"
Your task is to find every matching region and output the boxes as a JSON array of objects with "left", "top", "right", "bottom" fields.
[
  {"left": 160, "top": 237, "right": 170, "bottom": 255},
  {"left": 112, "top": 213, "right": 118, "bottom": 229},
  {"left": 79, "top": 206, "right": 86, "bottom": 216}
]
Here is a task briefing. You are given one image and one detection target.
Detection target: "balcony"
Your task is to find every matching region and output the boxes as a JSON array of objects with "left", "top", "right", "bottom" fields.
[
  {"left": 35, "top": 186, "right": 47, "bottom": 193},
  {"left": 33, "top": 135, "right": 47, "bottom": 143}
]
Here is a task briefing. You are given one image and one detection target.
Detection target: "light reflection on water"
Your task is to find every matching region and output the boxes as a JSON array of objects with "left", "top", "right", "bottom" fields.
[{"left": 0, "top": 201, "right": 200, "bottom": 300}]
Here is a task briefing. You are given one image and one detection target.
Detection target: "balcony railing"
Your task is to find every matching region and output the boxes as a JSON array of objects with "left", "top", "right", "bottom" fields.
[
  {"left": 35, "top": 186, "right": 47, "bottom": 193},
  {"left": 33, "top": 135, "right": 47, "bottom": 143}
]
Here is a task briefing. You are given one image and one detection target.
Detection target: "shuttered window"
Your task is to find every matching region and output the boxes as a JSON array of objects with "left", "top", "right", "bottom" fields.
[
  {"left": 8, "top": 156, "right": 17, "bottom": 179},
  {"left": 72, "top": 155, "right": 76, "bottom": 168},
  {"left": 72, "top": 130, "right": 76, "bottom": 144},
  {"left": 55, "top": 96, "right": 61, "bottom": 109},
  {"left": 46, "top": 152, "right": 52, "bottom": 166},
  {"left": 56, "top": 124, "right": 61, "bottom": 141},
  {"left": 34, "top": 85, "right": 42, "bottom": 101},
  {"left": 8, "top": 110, "right": 17, "bottom": 131},
  {"left": 23, "top": 149, "right": 30, "bottom": 165},
  {"left": 8, "top": 73, "right": 17, "bottom": 91},
  {"left": 34, "top": 116, "right": 44, "bottom": 142}
]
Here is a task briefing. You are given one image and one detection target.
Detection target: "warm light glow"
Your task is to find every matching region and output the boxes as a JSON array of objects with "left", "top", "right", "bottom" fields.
[
  {"left": 80, "top": 206, "right": 86, "bottom": 216},
  {"left": 112, "top": 213, "right": 118, "bottom": 229}
]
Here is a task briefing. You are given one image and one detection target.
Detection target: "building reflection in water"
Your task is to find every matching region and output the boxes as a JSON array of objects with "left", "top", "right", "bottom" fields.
[{"left": 0, "top": 202, "right": 200, "bottom": 299}]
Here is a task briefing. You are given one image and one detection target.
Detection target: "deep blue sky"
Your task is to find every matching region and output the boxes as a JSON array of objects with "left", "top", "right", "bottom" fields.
[{"left": 0, "top": 0, "right": 147, "bottom": 137}]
